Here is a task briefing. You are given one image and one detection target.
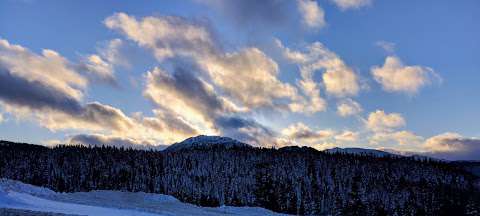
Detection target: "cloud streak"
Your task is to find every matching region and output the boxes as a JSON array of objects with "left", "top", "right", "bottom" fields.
[{"left": 330, "top": 0, "right": 372, "bottom": 10}]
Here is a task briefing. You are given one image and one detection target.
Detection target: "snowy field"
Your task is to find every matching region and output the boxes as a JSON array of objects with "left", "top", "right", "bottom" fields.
[{"left": 0, "top": 179, "right": 287, "bottom": 216}]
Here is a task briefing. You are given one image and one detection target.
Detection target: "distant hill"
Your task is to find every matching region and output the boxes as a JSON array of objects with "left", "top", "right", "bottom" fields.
[
  {"left": 324, "top": 147, "right": 394, "bottom": 157},
  {"left": 164, "top": 135, "right": 251, "bottom": 152},
  {"left": 450, "top": 161, "right": 480, "bottom": 177}
]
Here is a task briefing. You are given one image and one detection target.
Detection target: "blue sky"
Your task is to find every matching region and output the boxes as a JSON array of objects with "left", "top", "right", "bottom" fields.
[{"left": 0, "top": 0, "right": 479, "bottom": 160}]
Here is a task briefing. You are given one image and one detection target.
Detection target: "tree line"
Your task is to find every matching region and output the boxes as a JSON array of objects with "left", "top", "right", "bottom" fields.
[{"left": 0, "top": 140, "right": 479, "bottom": 215}]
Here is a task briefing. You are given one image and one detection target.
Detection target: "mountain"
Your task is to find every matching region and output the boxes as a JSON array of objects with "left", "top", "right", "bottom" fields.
[
  {"left": 325, "top": 147, "right": 445, "bottom": 162},
  {"left": 1, "top": 139, "right": 479, "bottom": 215},
  {"left": 378, "top": 148, "right": 449, "bottom": 162},
  {"left": 164, "top": 135, "right": 251, "bottom": 152},
  {"left": 324, "top": 147, "right": 395, "bottom": 157},
  {"left": 451, "top": 161, "right": 480, "bottom": 177}
]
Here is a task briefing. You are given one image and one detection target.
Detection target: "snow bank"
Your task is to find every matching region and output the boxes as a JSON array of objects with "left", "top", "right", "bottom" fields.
[{"left": 0, "top": 179, "right": 287, "bottom": 216}]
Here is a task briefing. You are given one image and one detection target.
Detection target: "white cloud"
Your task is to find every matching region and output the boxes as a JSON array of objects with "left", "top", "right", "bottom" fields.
[
  {"left": 37, "top": 102, "right": 135, "bottom": 132},
  {"left": 35, "top": 101, "right": 202, "bottom": 146},
  {"left": 422, "top": 132, "right": 480, "bottom": 160},
  {"left": 99, "top": 39, "right": 129, "bottom": 68},
  {"left": 424, "top": 132, "right": 468, "bottom": 153},
  {"left": 79, "top": 39, "right": 129, "bottom": 85},
  {"left": 364, "top": 110, "right": 425, "bottom": 152},
  {"left": 0, "top": 38, "right": 147, "bottom": 141},
  {"left": 201, "top": 48, "right": 298, "bottom": 109},
  {"left": 144, "top": 66, "right": 233, "bottom": 135},
  {"left": 105, "top": 13, "right": 217, "bottom": 61},
  {"left": 322, "top": 65, "right": 359, "bottom": 97},
  {"left": 370, "top": 130, "right": 423, "bottom": 146},
  {"left": 132, "top": 110, "right": 199, "bottom": 144},
  {"left": 297, "top": 0, "right": 326, "bottom": 29},
  {"left": 0, "top": 38, "right": 202, "bottom": 146},
  {"left": 288, "top": 78, "right": 327, "bottom": 114},
  {"left": 277, "top": 39, "right": 360, "bottom": 98},
  {"left": 105, "top": 13, "right": 297, "bottom": 146},
  {"left": 0, "top": 113, "right": 3, "bottom": 123},
  {"left": 81, "top": 54, "right": 115, "bottom": 84},
  {"left": 366, "top": 110, "right": 406, "bottom": 132},
  {"left": 0, "top": 39, "right": 89, "bottom": 127},
  {"left": 143, "top": 66, "right": 283, "bottom": 146},
  {"left": 371, "top": 56, "right": 440, "bottom": 94},
  {"left": 330, "top": 0, "right": 372, "bottom": 10},
  {"left": 335, "top": 130, "right": 359, "bottom": 142},
  {"left": 337, "top": 98, "right": 362, "bottom": 117},
  {"left": 106, "top": 13, "right": 302, "bottom": 112}
]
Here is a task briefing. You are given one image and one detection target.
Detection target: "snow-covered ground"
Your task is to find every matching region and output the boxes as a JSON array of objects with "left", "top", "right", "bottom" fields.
[{"left": 0, "top": 179, "right": 287, "bottom": 216}]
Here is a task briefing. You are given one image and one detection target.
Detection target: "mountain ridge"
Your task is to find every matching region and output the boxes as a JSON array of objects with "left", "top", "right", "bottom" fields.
[
  {"left": 323, "top": 147, "right": 394, "bottom": 157},
  {"left": 163, "top": 135, "right": 251, "bottom": 152}
]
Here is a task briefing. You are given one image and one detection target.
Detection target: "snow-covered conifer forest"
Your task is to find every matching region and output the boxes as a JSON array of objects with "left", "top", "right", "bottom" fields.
[{"left": 0, "top": 140, "right": 479, "bottom": 215}]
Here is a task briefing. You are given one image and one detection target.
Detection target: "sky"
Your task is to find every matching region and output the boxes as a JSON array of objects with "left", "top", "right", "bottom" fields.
[{"left": 0, "top": 0, "right": 479, "bottom": 160}]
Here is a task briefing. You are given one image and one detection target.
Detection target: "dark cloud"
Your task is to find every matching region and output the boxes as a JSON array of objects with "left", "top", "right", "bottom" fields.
[
  {"left": 140, "top": 110, "right": 199, "bottom": 138},
  {"left": 0, "top": 67, "right": 83, "bottom": 114},
  {"left": 146, "top": 66, "right": 230, "bottom": 120},
  {"left": 145, "top": 65, "right": 282, "bottom": 147},
  {"left": 170, "top": 67, "right": 226, "bottom": 116},
  {"left": 0, "top": 38, "right": 194, "bottom": 146},
  {"left": 147, "top": 64, "right": 283, "bottom": 145},
  {"left": 199, "top": 0, "right": 294, "bottom": 29},
  {"left": 424, "top": 135, "right": 480, "bottom": 161},
  {"left": 215, "top": 115, "right": 277, "bottom": 147},
  {"left": 68, "top": 134, "right": 168, "bottom": 150},
  {"left": 80, "top": 102, "right": 135, "bottom": 132},
  {"left": 291, "top": 130, "right": 324, "bottom": 140},
  {"left": 215, "top": 116, "right": 267, "bottom": 132},
  {"left": 281, "top": 123, "right": 334, "bottom": 146},
  {"left": 0, "top": 67, "right": 134, "bottom": 133}
]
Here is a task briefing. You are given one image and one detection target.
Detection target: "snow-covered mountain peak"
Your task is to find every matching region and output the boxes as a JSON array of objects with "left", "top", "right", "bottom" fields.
[{"left": 164, "top": 135, "right": 250, "bottom": 152}]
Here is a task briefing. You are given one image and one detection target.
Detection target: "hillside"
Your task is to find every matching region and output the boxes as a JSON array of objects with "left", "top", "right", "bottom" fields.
[{"left": 0, "top": 140, "right": 479, "bottom": 215}]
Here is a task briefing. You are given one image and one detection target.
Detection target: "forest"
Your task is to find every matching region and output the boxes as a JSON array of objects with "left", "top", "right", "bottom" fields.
[{"left": 0, "top": 140, "right": 479, "bottom": 215}]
